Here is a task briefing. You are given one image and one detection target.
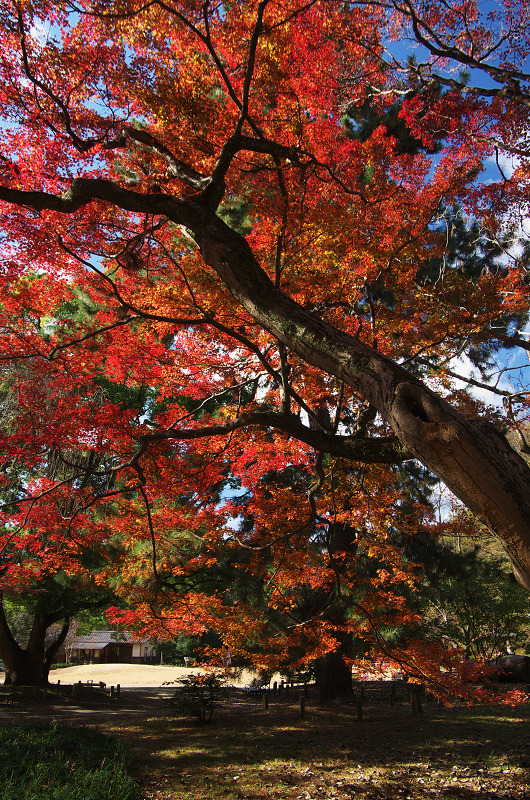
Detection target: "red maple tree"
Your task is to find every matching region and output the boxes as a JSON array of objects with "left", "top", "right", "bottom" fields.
[{"left": 0, "top": 0, "right": 528, "bottom": 692}]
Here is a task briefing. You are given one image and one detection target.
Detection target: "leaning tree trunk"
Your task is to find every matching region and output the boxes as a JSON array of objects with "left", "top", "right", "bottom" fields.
[
  {"left": 3, "top": 180, "right": 530, "bottom": 587},
  {"left": 196, "top": 208, "right": 530, "bottom": 590}
]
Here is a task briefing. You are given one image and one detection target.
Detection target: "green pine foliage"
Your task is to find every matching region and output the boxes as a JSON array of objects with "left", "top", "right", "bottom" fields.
[
  {"left": 342, "top": 84, "right": 445, "bottom": 156},
  {"left": 398, "top": 526, "right": 530, "bottom": 659}
]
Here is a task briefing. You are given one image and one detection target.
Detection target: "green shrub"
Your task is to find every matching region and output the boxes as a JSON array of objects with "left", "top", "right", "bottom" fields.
[
  {"left": 170, "top": 672, "right": 226, "bottom": 722},
  {"left": 0, "top": 723, "right": 140, "bottom": 800}
]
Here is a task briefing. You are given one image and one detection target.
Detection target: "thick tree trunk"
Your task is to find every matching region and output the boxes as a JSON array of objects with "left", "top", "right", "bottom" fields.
[
  {"left": 0, "top": 598, "right": 37, "bottom": 685},
  {"left": 2, "top": 182, "right": 530, "bottom": 587},
  {"left": 0, "top": 633, "right": 46, "bottom": 687},
  {"left": 0, "top": 598, "right": 69, "bottom": 686},
  {"left": 3, "top": 653, "right": 47, "bottom": 686},
  {"left": 316, "top": 635, "right": 353, "bottom": 702},
  {"left": 194, "top": 209, "right": 530, "bottom": 589}
]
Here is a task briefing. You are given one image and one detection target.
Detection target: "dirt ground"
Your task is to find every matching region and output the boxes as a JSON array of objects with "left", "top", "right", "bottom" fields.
[
  {"left": 48, "top": 662, "right": 218, "bottom": 688},
  {"left": 0, "top": 662, "right": 251, "bottom": 690},
  {"left": 1, "top": 668, "right": 529, "bottom": 799},
  {"left": 0, "top": 663, "right": 265, "bottom": 725},
  {"left": 47, "top": 662, "right": 270, "bottom": 689},
  {"left": 0, "top": 663, "right": 260, "bottom": 725}
]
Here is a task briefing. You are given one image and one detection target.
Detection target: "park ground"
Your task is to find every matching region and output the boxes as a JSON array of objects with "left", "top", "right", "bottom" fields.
[{"left": 1, "top": 664, "right": 530, "bottom": 799}]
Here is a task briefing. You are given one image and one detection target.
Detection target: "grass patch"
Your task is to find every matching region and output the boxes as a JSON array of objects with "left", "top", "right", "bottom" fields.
[{"left": 0, "top": 722, "right": 140, "bottom": 799}]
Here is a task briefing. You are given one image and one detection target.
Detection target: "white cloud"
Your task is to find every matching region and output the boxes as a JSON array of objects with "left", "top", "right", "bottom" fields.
[{"left": 30, "top": 20, "right": 52, "bottom": 45}]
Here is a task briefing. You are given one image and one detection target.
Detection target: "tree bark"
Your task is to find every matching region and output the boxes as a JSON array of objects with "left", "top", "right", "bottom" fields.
[
  {"left": 0, "top": 597, "right": 69, "bottom": 686},
  {"left": 194, "top": 205, "right": 530, "bottom": 590},
  {"left": 43, "top": 619, "right": 70, "bottom": 684},
  {"left": 0, "top": 598, "right": 39, "bottom": 685},
  {"left": 316, "top": 634, "right": 354, "bottom": 702}
]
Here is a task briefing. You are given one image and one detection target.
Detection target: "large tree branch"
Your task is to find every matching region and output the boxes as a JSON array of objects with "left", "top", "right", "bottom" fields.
[
  {"left": 44, "top": 618, "right": 70, "bottom": 676},
  {"left": 0, "top": 178, "right": 177, "bottom": 216},
  {"left": 497, "top": 333, "right": 530, "bottom": 353},
  {"left": 189, "top": 204, "right": 530, "bottom": 591},
  {"left": 2, "top": 178, "right": 530, "bottom": 589},
  {"left": 138, "top": 411, "right": 409, "bottom": 463},
  {"left": 106, "top": 126, "right": 211, "bottom": 190}
]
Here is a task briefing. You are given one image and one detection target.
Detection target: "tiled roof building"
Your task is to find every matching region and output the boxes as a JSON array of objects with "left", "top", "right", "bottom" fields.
[{"left": 66, "top": 630, "right": 158, "bottom": 664}]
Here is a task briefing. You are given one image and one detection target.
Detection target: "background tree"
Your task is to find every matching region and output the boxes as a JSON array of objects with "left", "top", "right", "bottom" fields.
[
  {"left": 0, "top": 577, "right": 114, "bottom": 686},
  {"left": 414, "top": 527, "right": 530, "bottom": 661},
  {"left": 0, "top": 358, "right": 125, "bottom": 685}
]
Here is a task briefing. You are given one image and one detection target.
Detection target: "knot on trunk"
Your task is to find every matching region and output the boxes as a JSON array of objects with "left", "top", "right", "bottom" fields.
[{"left": 393, "top": 382, "right": 446, "bottom": 431}]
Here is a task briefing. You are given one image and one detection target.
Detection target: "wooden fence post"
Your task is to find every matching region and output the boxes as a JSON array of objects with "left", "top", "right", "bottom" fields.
[
  {"left": 299, "top": 695, "right": 306, "bottom": 720},
  {"left": 356, "top": 693, "right": 363, "bottom": 722}
]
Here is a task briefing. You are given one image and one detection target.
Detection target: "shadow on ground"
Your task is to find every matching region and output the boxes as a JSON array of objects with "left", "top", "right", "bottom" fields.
[{"left": 1, "top": 687, "right": 529, "bottom": 800}]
